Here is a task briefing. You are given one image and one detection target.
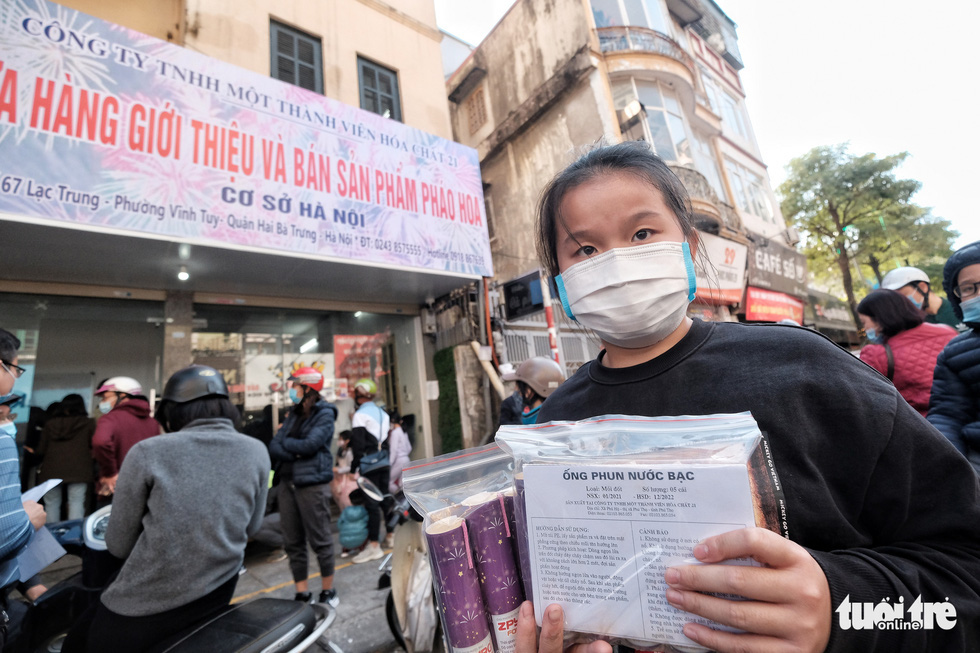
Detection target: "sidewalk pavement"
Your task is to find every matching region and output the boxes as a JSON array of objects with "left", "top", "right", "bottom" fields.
[
  {"left": 36, "top": 532, "right": 401, "bottom": 653},
  {"left": 238, "top": 535, "right": 399, "bottom": 653}
]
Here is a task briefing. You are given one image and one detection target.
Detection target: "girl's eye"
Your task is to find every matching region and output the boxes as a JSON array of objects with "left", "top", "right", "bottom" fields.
[
  {"left": 576, "top": 245, "right": 597, "bottom": 257},
  {"left": 633, "top": 229, "right": 653, "bottom": 242}
]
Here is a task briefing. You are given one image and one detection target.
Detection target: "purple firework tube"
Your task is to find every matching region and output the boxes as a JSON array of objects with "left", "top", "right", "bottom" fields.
[
  {"left": 501, "top": 490, "right": 519, "bottom": 575},
  {"left": 512, "top": 474, "right": 533, "bottom": 601},
  {"left": 426, "top": 515, "right": 495, "bottom": 653},
  {"left": 463, "top": 493, "right": 524, "bottom": 653}
]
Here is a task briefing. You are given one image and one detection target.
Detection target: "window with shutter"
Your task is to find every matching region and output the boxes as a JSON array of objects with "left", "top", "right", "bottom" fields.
[
  {"left": 358, "top": 57, "right": 402, "bottom": 122},
  {"left": 270, "top": 21, "right": 323, "bottom": 94}
]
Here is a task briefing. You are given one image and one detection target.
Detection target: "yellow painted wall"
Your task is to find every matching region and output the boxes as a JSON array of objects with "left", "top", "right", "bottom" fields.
[
  {"left": 184, "top": 0, "right": 451, "bottom": 138},
  {"left": 57, "top": 0, "right": 451, "bottom": 139},
  {"left": 62, "top": 0, "right": 184, "bottom": 43}
]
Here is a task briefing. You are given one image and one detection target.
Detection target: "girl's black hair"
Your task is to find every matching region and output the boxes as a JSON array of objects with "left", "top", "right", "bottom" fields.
[
  {"left": 857, "top": 289, "right": 924, "bottom": 340},
  {"left": 536, "top": 140, "right": 698, "bottom": 278},
  {"left": 60, "top": 394, "right": 87, "bottom": 417},
  {"left": 161, "top": 396, "right": 241, "bottom": 433}
]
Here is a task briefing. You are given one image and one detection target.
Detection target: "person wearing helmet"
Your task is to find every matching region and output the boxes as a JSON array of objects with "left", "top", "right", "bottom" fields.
[
  {"left": 62, "top": 365, "right": 270, "bottom": 653},
  {"left": 881, "top": 266, "right": 961, "bottom": 329},
  {"left": 497, "top": 363, "right": 524, "bottom": 426},
  {"left": 268, "top": 367, "right": 340, "bottom": 606},
  {"left": 928, "top": 241, "right": 980, "bottom": 473},
  {"left": 500, "top": 357, "right": 566, "bottom": 425},
  {"left": 349, "top": 377, "right": 391, "bottom": 563},
  {"left": 91, "top": 376, "right": 162, "bottom": 499}
]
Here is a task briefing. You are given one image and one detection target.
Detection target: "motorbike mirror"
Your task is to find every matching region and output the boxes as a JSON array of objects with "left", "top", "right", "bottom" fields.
[
  {"left": 84, "top": 504, "right": 112, "bottom": 551},
  {"left": 357, "top": 476, "right": 386, "bottom": 502}
]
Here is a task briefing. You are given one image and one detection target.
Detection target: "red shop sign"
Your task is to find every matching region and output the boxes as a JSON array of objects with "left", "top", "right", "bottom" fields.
[{"left": 745, "top": 286, "right": 805, "bottom": 323}]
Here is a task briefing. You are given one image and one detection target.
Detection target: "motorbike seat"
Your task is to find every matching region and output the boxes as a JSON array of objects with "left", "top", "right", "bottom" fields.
[{"left": 152, "top": 598, "right": 316, "bottom": 653}]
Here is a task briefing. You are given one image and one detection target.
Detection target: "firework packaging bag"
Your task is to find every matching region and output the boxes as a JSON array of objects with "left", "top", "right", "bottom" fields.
[
  {"left": 403, "top": 444, "right": 525, "bottom": 653},
  {"left": 495, "top": 412, "right": 785, "bottom": 653}
]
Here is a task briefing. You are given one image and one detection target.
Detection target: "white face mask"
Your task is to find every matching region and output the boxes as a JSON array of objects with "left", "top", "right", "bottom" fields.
[{"left": 555, "top": 241, "right": 696, "bottom": 349}]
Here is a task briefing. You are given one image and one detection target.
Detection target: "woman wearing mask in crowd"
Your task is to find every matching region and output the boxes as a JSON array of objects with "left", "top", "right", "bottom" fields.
[
  {"left": 857, "top": 289, "right": 956, "bottom": 416},
  {"left": 515, "top": 141, "right": 980, "bottom": 653},
  {"left": 500, "top": 357, "right": 565, "bottom": 425},
  {"left": 36, "top": 394, "right": 96, "bottom": 520},
  {"left": 928, "top": 241, "right": 980, "bottom": 473},
  {"left": 269, "top": 367, "right": 339, "bottom": 607},
  {"left": 62, "top": 365, "right": 269, "bottom": 653}
]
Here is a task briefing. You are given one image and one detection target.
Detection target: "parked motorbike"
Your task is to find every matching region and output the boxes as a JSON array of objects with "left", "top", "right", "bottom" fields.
[
  {"left": 6, "top": 506, "right": 339, "bottom": 653},
  {"left": 356, "top": 477, "right": 442, "bottom": 653}
]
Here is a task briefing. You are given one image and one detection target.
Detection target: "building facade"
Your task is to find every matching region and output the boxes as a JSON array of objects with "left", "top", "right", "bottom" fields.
[
  {"left": 0, "top": 0, "right": 491, "bottom": 457},
  {"left": 444, "top": 0, "right": 807, "bottom": 376}
]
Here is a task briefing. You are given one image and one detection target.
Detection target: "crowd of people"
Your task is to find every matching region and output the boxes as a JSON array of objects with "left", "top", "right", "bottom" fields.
[
  {"left": 0, "top": 329, "right": 411, "bottom": 651},
  {"left": 2, "top": 142, "right": 980, "bottom": 652}
]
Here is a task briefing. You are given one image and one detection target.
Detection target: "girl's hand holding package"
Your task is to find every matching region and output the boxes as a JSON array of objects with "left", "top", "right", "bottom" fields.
[
  {"left": 665, "top": 527, "right": 831, "bottom": 653},
  {"left": 515, "top": 601, "right": 610, "bottom": 653}
]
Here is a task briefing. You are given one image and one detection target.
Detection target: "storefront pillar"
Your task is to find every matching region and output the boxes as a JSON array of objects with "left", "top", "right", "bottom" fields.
[{"left": 163, "top": 291, "right": 194, "bottom": 381}]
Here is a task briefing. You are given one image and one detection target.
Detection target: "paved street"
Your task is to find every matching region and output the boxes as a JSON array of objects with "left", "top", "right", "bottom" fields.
[{"left": 237, "top": 537, "right": 401, "bottom": 653}]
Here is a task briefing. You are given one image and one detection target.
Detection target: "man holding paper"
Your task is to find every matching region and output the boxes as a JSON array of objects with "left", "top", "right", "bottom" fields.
[{"left": 0, "top": 328, "right": 47, "bottom": 647}]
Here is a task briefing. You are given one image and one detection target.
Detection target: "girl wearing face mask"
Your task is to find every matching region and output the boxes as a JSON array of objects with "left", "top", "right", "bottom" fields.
[
  {"left": 500, "top": 357, "right": 566, "bottom": 425},
  {"left": 515, "top": 142, "right": 980, "bottom": 653},
  {"left": 856, "top": 289, "right": 956, "bottom": 416},
  {"left": 928, "top": 240, "right": 980, "bottom": 474},
  {"left": 268, "top": 366, "right": 340, "bottom": 607}
]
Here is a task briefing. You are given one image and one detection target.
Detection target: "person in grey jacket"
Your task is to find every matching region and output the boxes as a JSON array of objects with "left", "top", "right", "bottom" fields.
[
  {"left": 62, "top": 365, "right": 270, "bottom": 653},
  {"left": 269, "top": 366, "right": 339, "bottom": 606}
]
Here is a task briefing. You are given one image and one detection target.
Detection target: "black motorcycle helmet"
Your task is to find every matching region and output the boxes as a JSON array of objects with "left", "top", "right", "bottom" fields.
[
  {"left": 156, "top": 365, "right": 237, "bottom": 432},
  {"left": 161, "top": 365, "right": 230, "bottom": 402},
  {"left": 943, "top": 240, "right": 980, "bottom": 322}
]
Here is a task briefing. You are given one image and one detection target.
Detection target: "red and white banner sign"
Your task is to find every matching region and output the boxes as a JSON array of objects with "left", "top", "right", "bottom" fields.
[
  {"left": 695, "top": 232, "right": 747, "bottom": 305},
  {"left": 745, "top": 286, "right": 805, "bottom": 323}
]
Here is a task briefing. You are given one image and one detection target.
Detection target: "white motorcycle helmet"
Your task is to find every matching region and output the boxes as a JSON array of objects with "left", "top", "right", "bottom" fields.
[
  {"left": 95, "top": 376, "right": 144, "bottom": 397},
  {"left": 881, "top": 267, "right": 930, "bottom": 291}
]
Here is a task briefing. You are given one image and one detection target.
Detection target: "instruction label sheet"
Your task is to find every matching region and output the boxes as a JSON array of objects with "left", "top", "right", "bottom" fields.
[{"left": 523, "top": 463, "right": 758, "bottom": 647}]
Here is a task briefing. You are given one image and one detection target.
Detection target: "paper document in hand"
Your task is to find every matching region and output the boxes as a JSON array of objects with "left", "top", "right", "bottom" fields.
[
  {"left": 17, "top": 526, "right": 66, "bottom": 582},
  {"left": 22, "top": 478, "right": 62, "bottom": 504},
  {"left": 523, "top": 462, "right": 765, "bottom": 649}
]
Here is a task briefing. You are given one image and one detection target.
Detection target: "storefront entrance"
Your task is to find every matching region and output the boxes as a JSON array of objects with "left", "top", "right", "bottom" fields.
[
  {"left": 1, "top": 293, "right": 165, "bottom": 420},
  {"left": 1, "top": 292, "right": 426, "bottom": 449}
]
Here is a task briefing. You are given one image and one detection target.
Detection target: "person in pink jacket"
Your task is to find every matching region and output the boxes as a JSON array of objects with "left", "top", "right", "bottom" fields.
[{"left": 858, "top": 289, "right": 957, "bottom": 416}]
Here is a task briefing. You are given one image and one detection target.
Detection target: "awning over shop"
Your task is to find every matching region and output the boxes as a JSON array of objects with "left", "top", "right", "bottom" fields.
[
  {"left": 1, "top": 220, "right": 469, "bottom": 309},
  {"left": 0, "top": 0, "right": 492, "bottom": 301},
  {"left": 806, "top": 290, "right": 858, "bottom": 333},
  {"left": 745, "top": 286, "right": 805, "bottom": 324}
]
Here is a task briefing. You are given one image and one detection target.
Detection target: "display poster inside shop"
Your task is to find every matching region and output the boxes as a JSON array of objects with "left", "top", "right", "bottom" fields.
[
  {"left": 0, "top": 0, "right": 493, "bottom": 277},
  {"left": 523, "top": 463, "right": 759, "bottom": 649},
  {"left": 334, "top": 334, "right": 388, "bottom": 394}
]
